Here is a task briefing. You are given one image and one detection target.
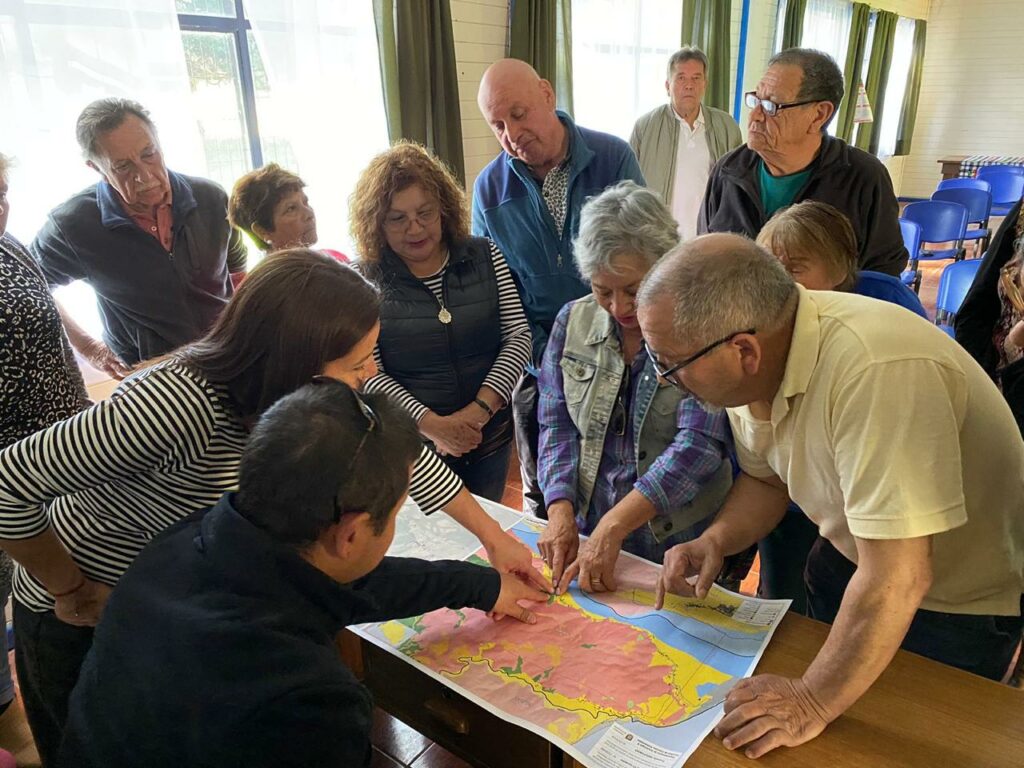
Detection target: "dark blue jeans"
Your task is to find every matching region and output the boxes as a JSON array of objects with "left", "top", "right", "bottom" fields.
[
  {"left": 442, "top": 442, "right": 513, "bottom": 503},
  {"left": 805, "top": 536, "right": 1023, "bottom": 681},
  {"left": 13, "top": 601, "right": 94, "bottom": 767},
  {"left": 756, "top": 503, "right": 820, "bottom": 615}
]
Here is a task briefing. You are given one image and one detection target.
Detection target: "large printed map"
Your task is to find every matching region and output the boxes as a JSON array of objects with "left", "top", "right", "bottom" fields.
[{"left": 355, "top": 498, "right": 789, "bottom": 768}]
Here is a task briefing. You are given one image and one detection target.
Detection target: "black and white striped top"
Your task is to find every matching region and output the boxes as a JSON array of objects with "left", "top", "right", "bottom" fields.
[
  {"left": 366, "top": 240, "right": 531, "bottom": 420},
  {"left": 0, "top": 361, "right": 462, "bottom": 612}
]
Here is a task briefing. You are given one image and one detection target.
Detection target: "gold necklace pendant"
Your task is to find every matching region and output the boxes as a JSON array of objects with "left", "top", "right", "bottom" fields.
[{"left": 438, "top": 307, "right": 453, "bottom": 324}]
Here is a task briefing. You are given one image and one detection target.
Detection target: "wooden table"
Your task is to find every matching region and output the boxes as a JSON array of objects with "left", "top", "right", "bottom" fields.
[
  {"left": 938, "top": 156, "right": 967, "bottom": 181},
  {"left": 344, "top": 611, "right": 1024, "bottom": 768}
]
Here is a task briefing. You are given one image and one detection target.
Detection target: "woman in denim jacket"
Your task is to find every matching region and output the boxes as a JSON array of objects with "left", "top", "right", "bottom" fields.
[{"left": 536, "top": 182, "right": 732, "bottom": 594}]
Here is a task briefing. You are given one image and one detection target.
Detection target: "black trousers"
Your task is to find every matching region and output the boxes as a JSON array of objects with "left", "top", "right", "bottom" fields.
[
  {"left": 804, "top": 536, "right": 1023, "bottom": 682},
  {"left": 756, "top": 504, "right": 820, "bottom": 615},
  {"left": 511, "top": 372, "right": 545, "bottom": 517},
  {"left": 13, "top": 601, "right": 94, "bottom": 768}
]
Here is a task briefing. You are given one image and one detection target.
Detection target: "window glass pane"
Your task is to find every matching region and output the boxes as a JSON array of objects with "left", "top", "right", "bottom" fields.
[
  {"left": 245, "top": 0, "right": 389, "bottom": 257},
  {"left": 876, "top": 17, "right": 916, "bottom": 157},
  {"left": 175, "top": 0, "right": 234, "bottom": 17},
  {"left": 180, "top": 30, "right": 251, "bottom": 191},
  {"left": 572, "top": 0, "right": 685, "bottom": 142}
]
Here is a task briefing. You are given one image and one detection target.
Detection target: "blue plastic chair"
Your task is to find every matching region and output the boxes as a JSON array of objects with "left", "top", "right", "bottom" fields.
[
  {"left": 901, "top": 200, "right": 968, "bottom": 266},
  {"left": 977, "top": 164, "right": 1024, "bottom": 177},
  {"left": 977, "top": 168, "right": 1024, "bottom": 216},
  {"left": 937, "top": 177, "right": 991, "bottom": 193},
  {"left": 935, "top": 259, "right": 983, "bottom": 334},
  {"left": 931, "top": 188, "right": 992, "bottom": 255},
  {"left": 899, "top": 218, "right": 923, "bottom": 292}
]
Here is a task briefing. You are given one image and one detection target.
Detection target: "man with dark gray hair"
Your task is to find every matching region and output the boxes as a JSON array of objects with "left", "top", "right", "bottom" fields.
[
  {"left": 32, "top": 98, "right": 248, "bottom": 376},
  {"left": 631, "top": 47, "right": 742, "bottom": 239},
  {"left": 637, "top": 233, "right": 1024, "bottom": 758},
  {"left": 699, "top": 48, "right": 907, "bottom": 277}
]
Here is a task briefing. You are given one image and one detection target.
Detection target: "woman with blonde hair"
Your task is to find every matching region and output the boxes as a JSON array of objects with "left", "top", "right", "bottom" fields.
[{"left": 351, "top": 142, "right": 531, "bottom": 501}]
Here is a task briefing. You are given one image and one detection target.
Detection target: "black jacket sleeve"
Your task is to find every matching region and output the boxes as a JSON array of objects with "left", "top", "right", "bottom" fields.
[
  {"left": 859, "top": 167, "right": 909, "bottom": 276},
  {"left": 346, "top": 557, "right": 502, "bottom": 625},
  {"left": 956, "top": 200, "right": 1023, "bottom": 375},
  {"left": 30, "top": 215, "right": 84, "bottom": 287},
  {"left": 697, "top": 164, "right": 723, "bottom": 236}
]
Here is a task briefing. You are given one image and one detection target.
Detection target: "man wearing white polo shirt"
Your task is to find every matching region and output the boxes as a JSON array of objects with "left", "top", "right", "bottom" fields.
[
  {"left": 638, "top": 233, "right": 1024, "bottom": 759},
  {"left": 630, "top": 47, "right": 742, "bottom": 239}
]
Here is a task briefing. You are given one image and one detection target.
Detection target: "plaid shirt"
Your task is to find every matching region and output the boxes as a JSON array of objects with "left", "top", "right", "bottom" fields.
[{"left": 537, "top": 303, "right": 731, "bottom": 562}]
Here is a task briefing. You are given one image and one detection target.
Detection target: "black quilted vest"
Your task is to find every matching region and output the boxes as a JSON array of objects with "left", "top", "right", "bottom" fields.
[{"left": 373, "top": 237, "right": 512, "bottom": 454}]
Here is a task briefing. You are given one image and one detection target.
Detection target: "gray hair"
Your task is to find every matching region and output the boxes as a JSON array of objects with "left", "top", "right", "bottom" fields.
[
  {"left": 574, "top": 181, "right": 680, "bottom": 280},
  {"left": 638, "top": 234, "right": 797, "bottom": 347},
  {"left": 667, "top": 47, "right": 708, "bottom": 78},
  {"left": 75, "top": 98, "right": 156, "bottom": 162},
  {"left": 0, "top": 153, "right": 11, "bottom": 180},
  {"left": 768, "top": 48, "right": 844, "bottom": 129}
]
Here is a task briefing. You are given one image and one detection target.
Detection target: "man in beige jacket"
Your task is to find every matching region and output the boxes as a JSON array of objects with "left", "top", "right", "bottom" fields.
[{"left": 630, "top": 47, "right": 742, "bottom": 239}]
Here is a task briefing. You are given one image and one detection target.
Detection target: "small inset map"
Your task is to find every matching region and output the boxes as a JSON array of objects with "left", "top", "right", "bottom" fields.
[{"left": 358, "top": 511, "right": 789, "bottom": 768}]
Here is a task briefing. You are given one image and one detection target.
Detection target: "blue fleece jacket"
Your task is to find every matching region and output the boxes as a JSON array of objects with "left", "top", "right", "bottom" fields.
[{"left": 472, "top": 111, "right": 645, "bottom": 369}]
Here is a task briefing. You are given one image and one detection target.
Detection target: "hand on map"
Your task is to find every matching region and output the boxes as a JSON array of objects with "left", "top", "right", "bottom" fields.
[
  {"left": 655, "top": 535, "right": 724, "bottom": 608},
  {"left": 488, "top": 572, "right": 550, "bottom": 624},
  {"left": 484, "top": 531, "right": 553, "bottom": 592},
  {"left": 537, "top": 502, "right": 580, "bottom": 588},
  {"left": 559, "top": 526, "right": 623, "bottom": 594},
  {"left": 714, "top": 674, "right": 833, "bottom": 758}
]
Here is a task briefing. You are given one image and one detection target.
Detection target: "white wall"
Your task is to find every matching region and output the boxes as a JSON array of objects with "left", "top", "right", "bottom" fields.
[
  {"left": 451, "top": 0, "right": 507, "bottom": 192},
  {"left": 900, "top": 0, "right": 1024, "bottom": 197}
]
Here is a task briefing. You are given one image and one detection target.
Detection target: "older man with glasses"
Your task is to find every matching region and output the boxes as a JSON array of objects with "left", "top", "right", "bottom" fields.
[
  {"left": 639, "top": 233, "right": 1024, "bottom": 759},
  {"left": 699, "top": 48, "right": 907, "bottom": 277}
]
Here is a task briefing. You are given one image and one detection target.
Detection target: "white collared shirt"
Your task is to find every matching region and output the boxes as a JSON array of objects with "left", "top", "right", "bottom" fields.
[{"left": 670, "top": 104, "right": 712, "bottom": 240}]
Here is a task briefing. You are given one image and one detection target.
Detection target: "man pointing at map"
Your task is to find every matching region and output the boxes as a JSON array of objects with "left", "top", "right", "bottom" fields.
[{"left": 637, "top": 234, "right": 1024, "bottom": 759}]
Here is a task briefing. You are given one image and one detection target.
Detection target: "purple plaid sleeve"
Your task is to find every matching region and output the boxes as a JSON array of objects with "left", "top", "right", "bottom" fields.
[
  {"left": 537, "top": 302, "right": 580, "bottom": 509},
  {"left": 634, "top": 397, "right": 730, "bottom": 516}
]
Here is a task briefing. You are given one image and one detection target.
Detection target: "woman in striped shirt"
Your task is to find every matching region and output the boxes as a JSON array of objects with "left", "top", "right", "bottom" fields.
[
  {"left": 0, "top": 250, "right": 543, "bottom": 763},
  {"left": 352, "top": 142, "right": 532, "bottom": 502}
]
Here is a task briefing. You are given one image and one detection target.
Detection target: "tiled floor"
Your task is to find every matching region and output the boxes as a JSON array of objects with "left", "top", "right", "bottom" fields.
[{"left": 370, "top": 708, "right": 470, "bottom": 768}]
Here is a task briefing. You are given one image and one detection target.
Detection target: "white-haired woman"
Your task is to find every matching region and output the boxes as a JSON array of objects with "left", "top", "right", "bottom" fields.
[{"left": 536, "top": 181, "right": 732, "bottom": 594}]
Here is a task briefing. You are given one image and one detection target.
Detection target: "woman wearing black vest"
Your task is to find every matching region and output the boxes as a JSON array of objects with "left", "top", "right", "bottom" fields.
[{"left": 352, "top": 142, "right": 531, "bottom": 501}]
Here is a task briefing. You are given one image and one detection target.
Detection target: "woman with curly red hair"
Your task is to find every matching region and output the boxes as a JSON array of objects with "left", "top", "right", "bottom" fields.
[{"left": 351, "top": 142, "right": 531, "bottom": 501}]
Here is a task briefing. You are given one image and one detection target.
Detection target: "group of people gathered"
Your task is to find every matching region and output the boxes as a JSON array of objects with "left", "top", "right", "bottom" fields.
[{"left": 0, "top": 42, "right": 1022, "bottom": 768}]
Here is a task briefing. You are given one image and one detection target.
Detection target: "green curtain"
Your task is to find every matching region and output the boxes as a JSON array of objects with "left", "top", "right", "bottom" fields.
[
  {"left": 681, "top": 0, "right": 732, "bottom": 112},
  {"left": 509, "top": 0, "right": 574, "bottom": 114},
  {"left": 894, "top": 19, "right": 927, "bottom": 156},
  {"left": 373, "top": 0, "right": 465, "bottom": 183},
  {"left": 780, "top": 0, "right": 807, "bottom": 50},
  {"left": 835, "top": 2, "right": 870, "bottom": 142},
  {"left": 854, "top": 9, "right": 897, "bottom": 154}
]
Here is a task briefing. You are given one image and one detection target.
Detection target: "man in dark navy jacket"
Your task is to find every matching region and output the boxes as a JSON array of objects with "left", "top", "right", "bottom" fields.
[{"left": 58, "top": 382, "right": 545, "bottom": 768}]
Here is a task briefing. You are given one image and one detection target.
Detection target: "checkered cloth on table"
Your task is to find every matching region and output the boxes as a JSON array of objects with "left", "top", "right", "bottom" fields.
[{"left": 959, "top": 155, "right": 1024, "bottom": 178}]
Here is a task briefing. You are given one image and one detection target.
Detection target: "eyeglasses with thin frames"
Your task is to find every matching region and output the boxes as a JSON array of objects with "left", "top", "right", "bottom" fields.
[
  {"left": 644, "top": 329, "right": 756, "bottom": 389},
  {"left": 311, "top": 376, "right": 378, "bottom": 522},
  {"left": 383, "top": 206, "right": 441, "bottom": 233},
  {"left": 610, "top": 367, "right": 631, "bottom": 437},
  {"left": 744, "top": 91, "right": 819, "bottom": 118}
]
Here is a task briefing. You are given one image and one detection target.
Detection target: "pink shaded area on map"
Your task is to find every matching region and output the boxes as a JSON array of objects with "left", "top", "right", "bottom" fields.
[{"left": 403, "top": 594, "right": 690, "bottom": 727}]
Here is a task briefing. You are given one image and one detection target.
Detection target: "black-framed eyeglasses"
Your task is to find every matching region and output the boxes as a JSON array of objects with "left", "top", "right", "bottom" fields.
[
  {"left": 610, "top": 367, "right": 631, "bottom": 437},
  {"left": 744, "top": 91, "right": 819, "bottom": 117},
  {"left": 643, "top": 329, "right": 756, "bottom": 389},
  {"left": 311, "top": 375, "right": 378, "bottom": 522}
]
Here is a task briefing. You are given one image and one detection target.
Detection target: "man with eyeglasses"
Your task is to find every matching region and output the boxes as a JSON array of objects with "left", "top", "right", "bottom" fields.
[
  {"left": 637, "top": 233, "right": 1024, "bottom": 759},
  {"left": 32, "top": 97, "right": 248, "bottom": 379},
  {"left": 699, "top": 48, "right": 907, "bottom": 277},
  {"left": 58, "top": 382, "right": 547, "bottom": 768},
  {"left": 474, "top": 58, "right": 646, "bottom": 519},
  {"left": 630, "top": 47, "right": 742, "bottom": 239}
]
